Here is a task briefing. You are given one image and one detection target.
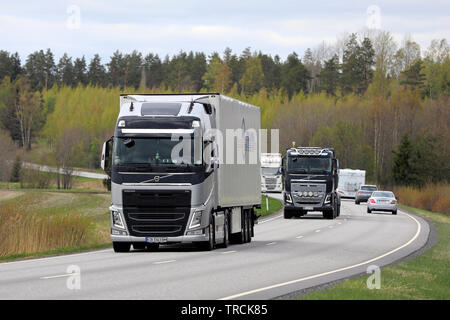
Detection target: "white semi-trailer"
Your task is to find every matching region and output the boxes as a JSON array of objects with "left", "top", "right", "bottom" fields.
[
  {"left": 336, "top": 169, "right": 366, "bottom": 198},
  {"left": 101, "top": 93, "right": 261, "bottom": 252},
  {"left": 261, "top": 153, "right": 282, "bottom": 192}
]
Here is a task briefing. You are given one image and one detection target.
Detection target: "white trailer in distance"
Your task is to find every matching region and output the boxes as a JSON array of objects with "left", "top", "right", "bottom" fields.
[{"left": 336, "top": 169, "right": 366, "bottom": 198}]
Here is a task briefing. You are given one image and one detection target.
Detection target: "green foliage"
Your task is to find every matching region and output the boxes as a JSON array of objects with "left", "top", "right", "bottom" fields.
[
  {"left": 9, "top": 155, "right": 21, "bottom": 183},
  {"left": 280, "top": 52, "right": 310, "bottom": 98},
  {"left": 391, "top": 133, "right": 447, "bottom": 188}
]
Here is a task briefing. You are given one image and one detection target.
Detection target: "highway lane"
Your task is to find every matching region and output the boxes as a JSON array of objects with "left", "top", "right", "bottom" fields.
[{"left": 0, "top": 199, "right": 429, "bottom": 300}]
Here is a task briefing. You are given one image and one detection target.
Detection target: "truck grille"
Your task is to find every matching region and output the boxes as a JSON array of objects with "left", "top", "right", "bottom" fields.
[
  {"left": 265, "top": 177, "right": 277, "bottom": 190},
  {"left": 122, "top": 190, "right": 191, "bottom": 237}
]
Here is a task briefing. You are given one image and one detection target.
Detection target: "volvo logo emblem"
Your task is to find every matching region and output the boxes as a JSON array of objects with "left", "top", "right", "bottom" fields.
[{"left": 154, "top": 176, "right": 160, "bottom": 182}]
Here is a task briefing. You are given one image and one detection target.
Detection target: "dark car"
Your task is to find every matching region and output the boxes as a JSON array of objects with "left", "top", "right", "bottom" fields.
[{"left": 355, "top": 185, "right": 378, "bottom": 204}]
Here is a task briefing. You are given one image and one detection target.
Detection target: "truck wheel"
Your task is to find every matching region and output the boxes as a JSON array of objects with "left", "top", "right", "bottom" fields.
[
  {"left": 337, "top": 205, "right": 341, "bottom": 217},
  {"left": 295, "top": 210, "right": 304, "bottom": 218},
  {"left": 243, "top": 210, "right": 249, "bottom": 243},
  {"left": 392, "top": 210, "right": 397, "bottom": 215},
  {"left": 246, "top": 210, "right": 252, "bottom": 243},
  {"left": 201, "top": 217, "right": 215, "bottom": 251},
  {"left": 355, "top": 200, "right": 360, "bottom": 205},
  {"left": 367, "top": 208, "right": 371, "bottom": 214},
  {"left": 217, "top": 212, "right": 229, "bottom": 248},
  {"left": 323, "top": 210, "right": 334, "bottom": 220},
  {"left": 113, "top": 242, "right": 131, "bottom": 253},
  {"left": 284, "top": 209, "right": 293, "bottom": 219}
]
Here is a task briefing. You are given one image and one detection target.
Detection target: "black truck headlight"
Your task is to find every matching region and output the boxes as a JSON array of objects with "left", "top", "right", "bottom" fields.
[
  {"left": 112, "top": 211, "right": 125, "bottom": 229},
  {"left": 285, "top": 193, "right": 293, "bottom": 204},
  {"left": 189, "top": 210, "right": 203, "bottom": 229}
]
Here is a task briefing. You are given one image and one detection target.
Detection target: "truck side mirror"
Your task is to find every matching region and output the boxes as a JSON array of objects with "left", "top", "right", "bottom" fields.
[
  {"left": 101, "top": 137, "right": 113, "bottom": 176},
  {"left": 332, "top": 158, "right": 338, "bottom": 173}
]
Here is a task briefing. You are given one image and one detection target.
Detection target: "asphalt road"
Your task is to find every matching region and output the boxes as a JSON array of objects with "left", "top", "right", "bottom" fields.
[{"left": 0, "top": 198, "right": 429, "bottom": 300}]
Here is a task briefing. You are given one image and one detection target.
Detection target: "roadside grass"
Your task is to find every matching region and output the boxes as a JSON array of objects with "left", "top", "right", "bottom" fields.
[
  {"left": 296, "top": 205, "right": 449, "bottom": 300},
  {"left": 0, "top": 191, "right": 111, "bottom": 261},
  {"left": 395, "top": 184, "right": 450, "bottom": 216},
  {"left": 256, "top": 195, "right": 283, "bottom": 217}
]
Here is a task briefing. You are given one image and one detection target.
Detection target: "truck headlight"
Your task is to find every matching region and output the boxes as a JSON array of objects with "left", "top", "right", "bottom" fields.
[
  {"left": 285, "top": 193, "right": 293, "bottom": 204},
  {"left": 325, "top": 194, "right": 331, "bottom": 203},
  {"left": 189, "top": 210, "right": 203, "bottom": 229},
  {"left": 112, "top": 211, "right": 125, "bottom": 229}
]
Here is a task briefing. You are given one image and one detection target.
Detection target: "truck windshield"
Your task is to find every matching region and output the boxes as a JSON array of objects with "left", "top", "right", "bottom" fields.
[
  {"left": 113, "top": 136, "right": 202, "bottom": 167},
  {"left": 262, "top": 167, "right": 281, "bottom": 175},
  {"left": 287, "top": 156, "right": 331, "bottom": 174}
]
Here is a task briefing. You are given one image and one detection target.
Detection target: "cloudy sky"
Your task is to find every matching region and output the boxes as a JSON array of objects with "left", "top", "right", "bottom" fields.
[{"left": 0, "top": 0, "right": 449, "bottom": 62}]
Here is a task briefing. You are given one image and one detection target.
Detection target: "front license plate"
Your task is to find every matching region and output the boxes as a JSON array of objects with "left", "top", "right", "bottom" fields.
[
  {"left": 304, "top": 206, "right": 314, "bottom": 210},
  {"left": 145, "top": 237, "right": 168, "bottom": 243}
]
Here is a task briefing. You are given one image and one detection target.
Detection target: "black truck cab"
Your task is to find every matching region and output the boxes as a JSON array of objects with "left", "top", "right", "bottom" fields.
[{"left": 283, "top": 147, "right": 340, "bottom": 219}]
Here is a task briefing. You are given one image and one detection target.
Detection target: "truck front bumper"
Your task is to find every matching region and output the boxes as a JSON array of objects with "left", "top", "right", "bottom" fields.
[
  {"left": 284, "top": 203, "right": 333, "bottom": 212},
  {"left": 111, "top": 233, "right": 210, "bottom": 244}
]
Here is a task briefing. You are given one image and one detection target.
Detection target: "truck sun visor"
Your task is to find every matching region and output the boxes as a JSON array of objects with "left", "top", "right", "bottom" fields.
[{"left": 141, "top": 103, "right": 182, "bottom": 116}]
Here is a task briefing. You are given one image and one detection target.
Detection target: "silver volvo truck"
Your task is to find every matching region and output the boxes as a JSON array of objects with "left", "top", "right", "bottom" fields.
[{"left": 101, "top": 94, "right": 261, "bottom": 252}]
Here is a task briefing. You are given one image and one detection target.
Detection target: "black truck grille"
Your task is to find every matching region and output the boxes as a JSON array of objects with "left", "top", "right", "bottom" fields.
[{"left": 123, "top": 190, "right": 191, "bottom": 237}]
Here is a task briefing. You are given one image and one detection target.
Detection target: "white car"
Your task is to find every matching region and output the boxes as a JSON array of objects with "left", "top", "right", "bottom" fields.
[{"left": 367, "top": 191, "right": 398, "bottom": 215}]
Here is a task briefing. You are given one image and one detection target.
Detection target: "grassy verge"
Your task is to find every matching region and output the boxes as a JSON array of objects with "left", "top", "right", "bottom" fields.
[
  {"left": 296, "top": 205, "right": 449, "bottom": 300},
  {"left": 395, "top": 184, "right": 450, "bottom": 216},
  {"left": 256, "top": 195, "right": 283, "bottom": 217},
  {"left": 0, "top": 190, "right": 111, "bottom": 262}
]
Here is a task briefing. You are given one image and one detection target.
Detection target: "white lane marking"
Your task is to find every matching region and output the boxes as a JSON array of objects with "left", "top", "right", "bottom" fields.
[
  {"left": 328, "top": 226, "right": 334, "bottom": 229},
  {"left": 296, "top": 236, "right": 304, "bottom": 239},
  {"left": 266, "top": 242, "right": 277, "bottom": 246},
  {"left": 222, "top": 251, "right": 237, "bottom": 254},
  {"left": 219, "top": 211, "right": 422, "bottom": 300},
  {"left": 153, "top": 260, "right": 176, "bottom": 265},
  {"left": 0, "top": 249, "right": 112, "bottom": 267},
  {"left": 40, "top": 273, "right": 79, "bottom": 280},
  {"left": 259, "top": 215, "right": 283, "bottom": 224},
  {"left": 315, "top": 230, "right": 321, "bottom": 233},
  {"left": 338, "top": 222, "right": 342, "bottom": 225}
]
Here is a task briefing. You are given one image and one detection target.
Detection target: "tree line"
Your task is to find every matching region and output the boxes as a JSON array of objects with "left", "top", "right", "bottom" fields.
[{"left": 0, "top": 30, "right": 448, "bottom": 187}]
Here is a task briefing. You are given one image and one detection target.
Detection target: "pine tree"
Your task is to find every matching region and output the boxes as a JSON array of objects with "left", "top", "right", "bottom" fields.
[
  {"left": 9, "top": 155, "right": 21, "bottom": 182},
  {"left": 391, "top": 134, "right": 422, "bottom": 186},
  {"left": 87, "top": 54, "right": 107, "bottom": 87},
  {"left": 318, "top": 55, "right": 340, "bottom": 96}
]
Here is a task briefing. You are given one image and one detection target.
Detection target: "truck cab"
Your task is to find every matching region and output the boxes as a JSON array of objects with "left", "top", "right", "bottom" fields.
[
  {"left": 260, "top": 153, "right": 283, "bottom": 193},
  {"left": 283, "top": 147, "right": 340, "bottom": 219}
]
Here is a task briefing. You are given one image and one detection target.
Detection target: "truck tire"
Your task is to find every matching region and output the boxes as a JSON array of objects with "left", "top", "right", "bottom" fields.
[
  {"left": 284, "top": 209, "right": 293, "bottom": 219},
  {"left": 337, "top": 204, "right": 341, "bottom": 217},
  {"left": 246, "top": 210, "right": 252, "bottom": 243},
  {"left": 323, "top": 208, "right": 335, "bottom": 220},
  {"left": 295, "top": 210, "right": 305, "bottom": 218},
  {"left": 243, "top": 210, "right": 249, "bottom": 243},
  {"left": 231, "top": 208, "right": 246, "bottom": 244},
  {"left": 392, "top": 210, "right": 397, "bottom": 215},
  {"left": 217, "top": 212, "right": 229, "bottom": 249},
  {"left": 367, "top": 208, "right": 372, "bottom": 213},
  {"left": 113, "top": 242, "right": 131, "bottom": 253},
  {"left": 200, "top": 217, "right": 215, "bottom": 251},
  {"left": 355, "top": 200, "right": 360, "bottom": 205}
]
